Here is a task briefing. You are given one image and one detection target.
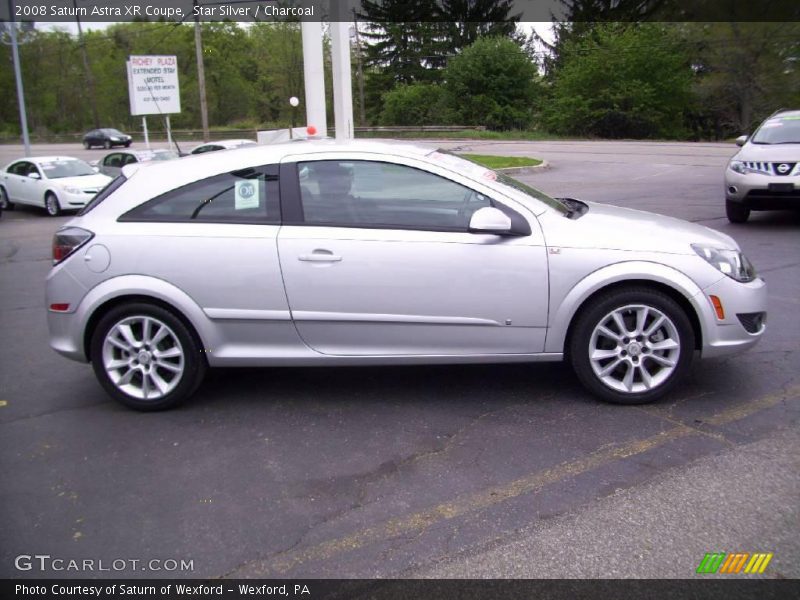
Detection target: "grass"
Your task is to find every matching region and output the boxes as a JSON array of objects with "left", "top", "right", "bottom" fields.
[
  {"left": 354, "top": 129, "right": 567, "bottom": 141},
  {"left": 460, "top": 154, "right": 543, "bottom": 169}
]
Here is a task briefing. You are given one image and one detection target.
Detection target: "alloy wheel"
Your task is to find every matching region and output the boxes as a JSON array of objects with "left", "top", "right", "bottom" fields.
[
  {"left": 101, "top": 315, "right": 185, "bottom": 401},
  {"left": 588, "top": 304, "right": 681, "bottom": 394}
]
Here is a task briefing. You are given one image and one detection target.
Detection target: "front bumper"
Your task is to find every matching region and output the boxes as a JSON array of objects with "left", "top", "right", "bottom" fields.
[
  {"left": 697, "top": 274, "right": 767, "bottom": 358},
  {"left": 725, "top": 170, "right": 800, "bottom": 210}
]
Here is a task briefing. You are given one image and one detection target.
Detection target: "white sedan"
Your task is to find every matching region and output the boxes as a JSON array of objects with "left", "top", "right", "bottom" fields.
[{"left": 0, "top": 156, "right": 112, "bottom": 216}]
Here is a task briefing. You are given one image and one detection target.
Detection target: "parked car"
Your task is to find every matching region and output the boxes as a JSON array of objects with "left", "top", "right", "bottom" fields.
[
  {"left": 96, "top": 149, "right": 178, "bottom": 178},
  {"left": 1, "top": 156, "right": 112, "bottom": 216},
  {"left": 187, "top": 139, "right": 257, "bottom": 155},
  {"left": 725, "top": 109, "right": 800, "bottom": 223},
  {"left": 83, "top": 128, "right": 133, "bottom": 150},
  {"left": 46, "top": 141, "right": 766, "bottom": 411}
]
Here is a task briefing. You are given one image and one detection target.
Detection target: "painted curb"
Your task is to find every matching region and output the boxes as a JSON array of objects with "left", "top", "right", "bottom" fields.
[{"left": 495, "top": 160, "right": 550, "bottom": 175}]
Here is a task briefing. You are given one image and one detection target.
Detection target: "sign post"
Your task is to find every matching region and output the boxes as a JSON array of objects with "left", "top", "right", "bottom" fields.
[{"left": 127, "top": 55, "right": 181, "bottom": 151}]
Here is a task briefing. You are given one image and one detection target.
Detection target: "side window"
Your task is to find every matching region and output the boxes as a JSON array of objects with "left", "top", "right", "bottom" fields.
[
  {"left": 8, "top": 162, "right": 26, "bottom": 176},
  {"left": 103, "top": 154, "right": 120, "bottom": 167},
  {"left": 24, "top": 163, "right": 40, "bottom": 178},
  {"left": 120, "top": 165, "right": 280, "bottom": 224},
  {"left": 122, "top": 154, "right": 138, "bottom": 166},
  {"left": 297, "top": 160, "right": 492, "bottom": 230}
]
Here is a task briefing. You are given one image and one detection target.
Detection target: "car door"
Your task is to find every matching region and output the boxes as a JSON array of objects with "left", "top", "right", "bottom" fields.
[
  {"left": 277, "top": 154, "right": 549, "bottom": 356},
  {"left": 100, "top": 153, "right": 123, "bottom": 177},
  {"left": 23, "top": 163, "right": 48, "bottom": 207},
  {"left": 2, "top": 161, "right": 29, "bottom": 204}
]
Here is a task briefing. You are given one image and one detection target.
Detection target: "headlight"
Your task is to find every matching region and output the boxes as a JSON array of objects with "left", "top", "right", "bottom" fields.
[
  {"left": 64, "top": 186, "right": 81, "bottom": 194},
  {"left": 728, "top": 160, "right": 746, "bottom": 174},
  {"left": 692, "top": 244, "right": 757, "bottom": 283}
]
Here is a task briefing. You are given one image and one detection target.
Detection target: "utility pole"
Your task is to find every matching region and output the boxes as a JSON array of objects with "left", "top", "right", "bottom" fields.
[
  {"left": 193, "top": 0, "right": 210, "bottom": 142},
  {"left": 74, "top": 0, "right": 99, "bottom": 128},
  {"left": 352, "top": 7, "right": 366, "bottom": 127},
  {"left": 7, "top": 0, "right": 31, "bottom": 156}
]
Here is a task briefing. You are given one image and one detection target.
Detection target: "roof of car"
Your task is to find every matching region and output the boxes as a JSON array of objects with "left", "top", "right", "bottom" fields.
[
  {"left": 27, "top": 156, "right": 83, "bottom": 163},
  {"left": 120, "top": 139, "right": 437, "bottom": 192},
  {"left": 773, "top": 109, "right": 800, "bottom": 118}
]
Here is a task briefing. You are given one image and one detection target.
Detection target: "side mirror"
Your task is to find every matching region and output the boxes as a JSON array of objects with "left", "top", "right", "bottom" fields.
[
  {"left": 29, "top": 172, "right": 41, "bottom": 180},
  {"left": 469, "top": 206, "right": 512, "bottom": 234},
  {"left": 735, "top": 135, "right": 748, "bottom": 147}
]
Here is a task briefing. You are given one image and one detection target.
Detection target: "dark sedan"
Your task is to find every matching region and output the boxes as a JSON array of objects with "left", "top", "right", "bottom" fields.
[{"left": 83, "top": 128, "right": 133, "bottom": 150}]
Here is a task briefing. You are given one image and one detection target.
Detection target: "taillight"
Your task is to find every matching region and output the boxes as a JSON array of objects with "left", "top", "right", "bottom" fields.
[{"left": 52, "top": 227, "right": 94, "bottom": 265}]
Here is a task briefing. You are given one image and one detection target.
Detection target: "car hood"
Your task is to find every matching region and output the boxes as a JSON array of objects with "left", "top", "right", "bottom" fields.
[
  {"left": 52, "top": 174, "right": 112, "bottom": 190},
  {"left": 541, "top": 200, "right": 739, "bottom": 255},
  {"left": 734, "top": 142, "right": 800, "bottom": 161}
]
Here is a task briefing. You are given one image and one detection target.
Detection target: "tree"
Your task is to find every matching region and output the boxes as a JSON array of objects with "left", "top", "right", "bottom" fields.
[
  {"left": 542, "top": 23, "right": 693, "bottom": 138},
  {"left": 358, "top": 0, "right": 442, "bottom": 85},
  {"left": 681, "top": 22, "right": 800, "bottom": 137},
  {"left": 437, "top": 0, "right": 520, "bottom": 56},
  {"left": 443, "top": 36, "right": 540, "bottom": 130}
]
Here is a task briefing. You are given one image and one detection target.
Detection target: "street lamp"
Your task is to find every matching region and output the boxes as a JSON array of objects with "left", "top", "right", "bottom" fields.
[{"left": 289, "top": 96, "right": 300, "bottom": 139}]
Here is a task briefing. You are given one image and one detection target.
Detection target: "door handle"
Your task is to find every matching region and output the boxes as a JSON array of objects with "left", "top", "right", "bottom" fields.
[{"left": 298, "top": 249, "right": 342, "bottom": 262}]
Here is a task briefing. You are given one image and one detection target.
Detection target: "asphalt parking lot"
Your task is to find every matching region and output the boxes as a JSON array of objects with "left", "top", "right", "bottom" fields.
[{"left": 0, "top": 140, "right": 798, "bottom": 579}]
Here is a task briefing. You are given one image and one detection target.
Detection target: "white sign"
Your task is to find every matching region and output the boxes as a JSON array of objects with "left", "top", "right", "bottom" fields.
[
  {"left": 235, "top": 180, "right": 260, "bottom": 210},
  {"left": 127, "top": 55, "right": 181, "bottom": 116}
]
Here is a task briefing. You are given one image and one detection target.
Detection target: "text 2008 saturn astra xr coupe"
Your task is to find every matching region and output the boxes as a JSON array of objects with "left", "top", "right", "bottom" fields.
[{"left": 46, "top": 141, "right": 767, "bottom": 410}]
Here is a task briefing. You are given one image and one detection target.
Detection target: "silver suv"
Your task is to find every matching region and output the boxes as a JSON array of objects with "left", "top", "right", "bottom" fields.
[
  {"left": 725, "top": 109, "right": 800, "bottom": 223},
  {"left": 46, "top": 141, "right": 767, "bottom": 410}
]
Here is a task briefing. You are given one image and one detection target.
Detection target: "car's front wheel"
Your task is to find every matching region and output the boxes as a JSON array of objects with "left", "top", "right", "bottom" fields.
[
  {"left": 726, "top": 199, "right": 750, "bottom": 223},
  {"left": 45, "top": 193, "right": 61, "bottom": 217},
  {"left": 90, "top": 303, "right": 207, "bottom": 411},
  {"left": 103, "top": 140, "right": 111, "bottom": 149},
  {"left": 569, "top": 287, "right": 694, "bottom": 404}
]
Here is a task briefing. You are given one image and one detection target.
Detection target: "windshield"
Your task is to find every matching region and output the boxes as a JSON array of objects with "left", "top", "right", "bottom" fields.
[
  {"left": 39, "top": 159, "right": 95, "bottom": 179},
  {"left": 429, "top": 150, "right": 569, "bottom": 215},
  {"left": 751, "top": 115, "right": 800, "bottom": 144},
  {"left": 140, "top": 150, "right": 178, "bottom": 162}
]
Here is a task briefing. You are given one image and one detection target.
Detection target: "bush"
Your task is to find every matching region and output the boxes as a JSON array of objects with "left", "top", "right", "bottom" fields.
[
  {"left": 443, "top": 37, "right": 541, "bottom": 131},
  {"left": 380, "top": 83, "right": 450, "bottom": 126},
  {"left": 542, "top": 24, "right": 693, "bottom": 139}
]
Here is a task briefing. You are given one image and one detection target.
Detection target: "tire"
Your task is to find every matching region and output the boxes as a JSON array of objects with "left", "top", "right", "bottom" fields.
[
  {"left": 83, "top": 141, "right": 90, "bottom": 150},
  {"left": 45, "top": 192, "right": 61, "bottom": 217},
  {"left": 569, "top": 287, "right": 695, "bottom": 405},
  {"left": 0, "top": 186, "right": 13, "bottom": 210},
  {"left": 726, "top": 198, "right": 750, "bottom": 223},
  {"left": 90, "top": 302, "right": 207, "bottom": 411},
  {"left": 125, "top": 141, "right": 131, "bottom": 148},
  {"left": 103, "top": 140, "right": 111, "bottom": 149}
]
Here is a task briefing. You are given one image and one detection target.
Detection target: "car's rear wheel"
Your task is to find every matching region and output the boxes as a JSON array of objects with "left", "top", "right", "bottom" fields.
[
  {"left": 90, "top": 303, "right": 207, "bottom": 411},
  {"left": 0, "top": 186, "right": 13, "bottom": 210},
  {"left": 569, "top": 287, "right": 694, "bottom": 404},
  {"left": 45, "top": 193, "right": 61, "bottom": 217},
  {"left": 83, "top": 141, "right": 90, "bottom": 149},
  {"left": 726, "top": 199, "right": 750, "bottom": 223}
]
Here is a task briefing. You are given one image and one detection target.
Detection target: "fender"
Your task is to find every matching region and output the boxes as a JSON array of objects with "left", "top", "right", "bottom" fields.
[
  {"left": 544, "top": 260, "right": 716, "bottom": 353},
  {"left": 74, "top": 274, "right": 216, "bottom": 359}
]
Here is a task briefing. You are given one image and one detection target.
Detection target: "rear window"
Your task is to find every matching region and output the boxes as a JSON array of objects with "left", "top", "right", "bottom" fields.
[{"left": 78, "top": 174, "right": 127, "bottom": 216}]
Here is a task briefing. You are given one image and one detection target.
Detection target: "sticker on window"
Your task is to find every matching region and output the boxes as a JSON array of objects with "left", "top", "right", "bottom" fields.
[{"left": 235, "top": 179, "right": 260, "bottom": 210}]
